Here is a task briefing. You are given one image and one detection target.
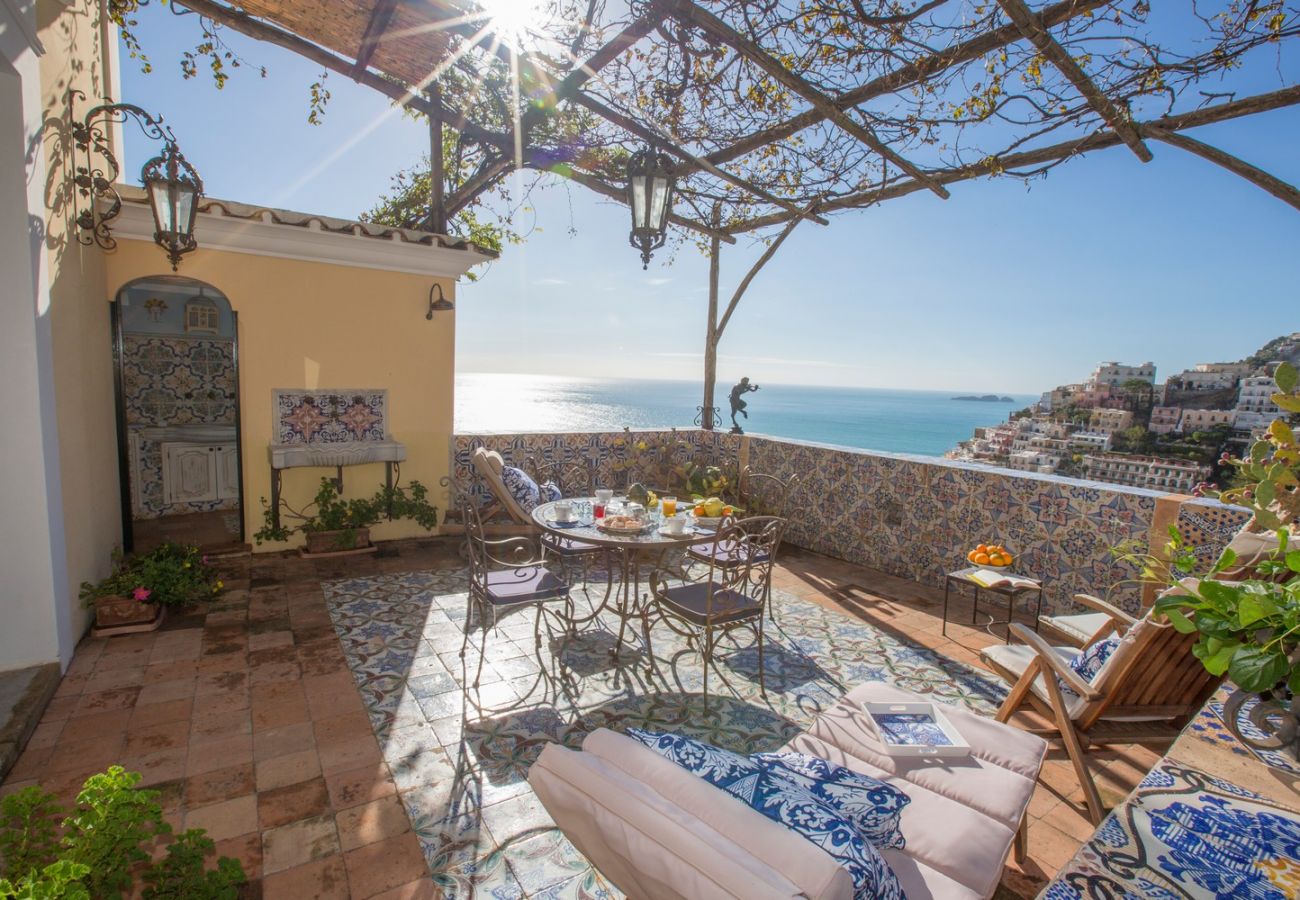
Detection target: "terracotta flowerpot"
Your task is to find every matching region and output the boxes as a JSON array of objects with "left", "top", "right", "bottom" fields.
[
  {"left": 92, "top": 595, "right": 164, "bottom": 637},
  {"left": 303, "top": 527, "right": 372, "bottom": 555}
]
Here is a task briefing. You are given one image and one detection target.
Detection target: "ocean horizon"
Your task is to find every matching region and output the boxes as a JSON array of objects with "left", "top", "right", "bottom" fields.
[{"left": 456, "top": 373, "right": 1037, "bottom": 457}]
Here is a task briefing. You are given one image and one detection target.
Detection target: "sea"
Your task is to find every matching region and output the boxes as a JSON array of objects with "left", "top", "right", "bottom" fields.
[{"left": 456, "top": 373, "right": 1038, "bottom": 458}]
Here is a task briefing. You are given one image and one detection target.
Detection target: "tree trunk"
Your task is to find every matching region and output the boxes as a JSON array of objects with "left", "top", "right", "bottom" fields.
[{"left": 702, "top": 203, "right": 722, "bottom": 429}]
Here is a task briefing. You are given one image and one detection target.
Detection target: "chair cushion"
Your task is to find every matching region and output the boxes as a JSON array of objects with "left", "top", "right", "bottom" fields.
[
  {"left": 579, "top": 729, "right": 853, "bottom": 900},
  {"left": 981, "top": 642, "right": 1088, "bottom": 720},
  {"left": 657, "top": 582, "right": 761, "bottom": 625},
  {"left": 750, "top": 751, "right": 910, "bottom": 850},
  {"left": 483, "top": 566, "right": 568, "bottom": 605},
  {"left": 1041, "top": 611, "right": 1113, "bottom": 645},
  {"left": 541, "top": 533, "right": 605, "bottom": 556},
  {"left": 500, "top": 465, "right": 542, "bottom": 512},
  {"left": 688, "top": 539, "right": 766, "bottom": 567},
  {"left": 529, "top": 740, "right": 817, "bottom": 900},
  {"left": 626, "top": 729, "right": 904, "bottom": 900},
  {"left": 1066, "top": 634, "right": 1120, "bottom": 683}
]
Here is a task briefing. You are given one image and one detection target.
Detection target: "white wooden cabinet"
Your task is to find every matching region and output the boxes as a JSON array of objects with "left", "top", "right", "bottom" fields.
[{"left": 161, "top": 442, "right": 238, "bottom": 505}]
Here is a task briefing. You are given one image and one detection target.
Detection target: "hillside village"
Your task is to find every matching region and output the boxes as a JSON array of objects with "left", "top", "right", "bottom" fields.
[{"left": 948, "top": 333, "right": 1300, "bottom": 492}]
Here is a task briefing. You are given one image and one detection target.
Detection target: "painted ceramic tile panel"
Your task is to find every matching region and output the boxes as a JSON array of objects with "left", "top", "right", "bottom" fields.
[
  {"left": 274, "top": 389, "right": 388, "bottom": 444},
  {"left": 1175, "top": 498, "right": 1253, "bottom": 570}
]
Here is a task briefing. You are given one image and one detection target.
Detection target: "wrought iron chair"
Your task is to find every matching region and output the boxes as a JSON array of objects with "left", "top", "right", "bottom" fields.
[
  {"left": 649, "top": 516, "right": 786, "bottom": 711},
  {"left": 460, "top": 501, "right": 574, "bottom": 695},
  {"left": 686, "top": 468, "right": 798, "bottom": 619}
]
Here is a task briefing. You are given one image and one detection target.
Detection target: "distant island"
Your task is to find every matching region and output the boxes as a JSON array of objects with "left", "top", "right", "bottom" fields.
[{"left": 953, "top": 394, "right": 1014, "bottom": 402}]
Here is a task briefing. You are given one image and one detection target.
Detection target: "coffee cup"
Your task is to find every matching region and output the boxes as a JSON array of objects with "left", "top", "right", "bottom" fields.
[
  {"left": 553, "top": 501, "right": 574, "bottom": 523},
  {"left": 663, "top": 516, "right": 686, "bottom": 535}
]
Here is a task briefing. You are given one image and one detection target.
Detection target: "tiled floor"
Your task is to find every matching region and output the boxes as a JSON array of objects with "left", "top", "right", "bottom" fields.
[{"left": 0, "top": 539, "right": 1158, "bottom": 898}]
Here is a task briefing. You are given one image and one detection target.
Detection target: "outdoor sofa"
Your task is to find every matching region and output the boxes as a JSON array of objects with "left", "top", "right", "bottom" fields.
[{"left": 530, "top": 682, "right": 1047, "bottom": 899}]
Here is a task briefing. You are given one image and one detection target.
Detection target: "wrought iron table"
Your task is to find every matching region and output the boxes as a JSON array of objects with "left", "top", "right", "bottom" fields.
[
  {"left": 941, "top": 566, "right": 1044, "bottom": 643},
  {"left": 531, "top": 499, "right": 717, "bottom": 663}
]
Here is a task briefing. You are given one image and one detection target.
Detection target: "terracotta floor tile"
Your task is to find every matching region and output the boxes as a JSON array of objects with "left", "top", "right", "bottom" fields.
[
  {"left": 318, "top": 735, "right": 384, "bottom": 775},
  {"left": 369, "top": 878, "right": 440, "bottom": 900},
  {"left": 128, "top": 698, "right": 194, "bottom": 729},
  {"left": 46, "top": 734, "right": 126, "bottom": 775},
  {"left": 335, "top": 794, "right": 411, "bottom": 852},
  {"left": 258, "top": 776, "right": 331, "bottom": 830},
  {"left": 214, "top": 832, "right": 264, "bottom": 883},
  {"left": 24, "top": 720, "right": 64, "bottom": 750},
  {"left": 261, "top": 814, "right": 341, "bottom": 875},
  {"left": 256, "top": 749, "right": 322, "bottom": 792},
  {"left": 199, "top": 690, "right": 252, "bottom": 716},
  {"left": 39, "top": 695, "right": 78, "bottom": 722},
  {"left": 196, "top": 669, "right": 249, "bottom": 697},
  {"left": 254, "top": 722, "right": 316, "bottom": 761},
  {"left": 83, "top": 665, "right": 147, "bottom": 691},
  {"left": 186, "top": 733, "right": 254, "bottom": 776},
  {"left": 185, "top": 793, "right": 258, "bottom": 843},
  {"left": 261, "top": 853, "right": 349, "bottom": 899},
  {"left": 124, "top": 720, "right": 191, "bottom": 756},
  {"left": 145, "top": 659, "right": 200, "bottom": 682},
  {"left": 71, "top": 686, "right": 140, "bottom": 717},
  {"left": 313, "top": 712, "right": 374, "bottom": 746},
  {"left": 135, "top": 677, "right": 196, "bottom": 707},
  {"left": 250, "top": 661, "right": 303, "bottom": 686},
  {"left": 123, "top": 746, "right": 188, "bottom": 787},
  {"left": 248, "top": 631, "right": 295, "bottom": 652},
  {"left": 325, "top": 764, "right": 397, "bottom": 811},
  {"left": 343, "top": 831, "right": 427, "bottom": 898},
  {"left": 251, "top": 681, "right": 307, "bottom": 707},
  {"left": 252, "top": 696, "right": 311, "bottom": 732},
  {"left": 5, "top": 746, "right": 53, "bottom": 782},
  {"left": 185, "top": 763, "right": 256, "bottom": 808},
  {"left": 58, "top": 710, "right": 128, "bottom": 744},
  {"left": 190, "top": 707, "right": 253, "bottom": 744}
]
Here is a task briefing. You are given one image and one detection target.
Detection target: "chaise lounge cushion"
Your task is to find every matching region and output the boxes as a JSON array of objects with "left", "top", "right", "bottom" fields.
[{"left": 531, "top": 728, "right": 854, "bottom": 900}]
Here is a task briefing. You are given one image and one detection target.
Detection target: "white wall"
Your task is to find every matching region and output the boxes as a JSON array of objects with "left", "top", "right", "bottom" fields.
[{"left": 0, "top": 8, "right": 68, "bottom": 670}]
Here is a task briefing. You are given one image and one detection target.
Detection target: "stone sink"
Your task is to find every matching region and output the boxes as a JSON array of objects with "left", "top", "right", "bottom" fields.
[{"left": 268, "top": 440, "right": 407, "bottom": 469}]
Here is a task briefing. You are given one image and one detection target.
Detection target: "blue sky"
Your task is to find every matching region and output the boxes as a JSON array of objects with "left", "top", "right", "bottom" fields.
[{"left": 118, "top": 8, "right": 1300, "bottom": 394}]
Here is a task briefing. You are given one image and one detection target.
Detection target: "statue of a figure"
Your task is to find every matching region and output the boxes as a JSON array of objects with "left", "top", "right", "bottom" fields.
[{"left": 728, "top": 376, "right": 759, "bottom": 434}]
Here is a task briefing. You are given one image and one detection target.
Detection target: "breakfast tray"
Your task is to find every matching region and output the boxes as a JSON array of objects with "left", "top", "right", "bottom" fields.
[{"left": 862, "top": 701, "right": 971, "bottom": 758}]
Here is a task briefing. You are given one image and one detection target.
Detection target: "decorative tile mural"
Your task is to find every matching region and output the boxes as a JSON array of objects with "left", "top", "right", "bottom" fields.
[
  {"left": 1175, "top": 498, "right": 1253, "bottom": 570},
  {"left": 121, "top": 334, "right": 237, "bottom": 519},
  {"left": 452, "top": 430, "right": 1247, "bottom": 617},
  {"left": 274, "top": 389, "right": 388, "bottom": 444}
]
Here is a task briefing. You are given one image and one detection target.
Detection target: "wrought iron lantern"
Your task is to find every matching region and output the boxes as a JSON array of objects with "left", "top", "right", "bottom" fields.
[
  {"left": 142, "top": 141, "right": 203, "bottom": 271},
  {"left": 68, "top": 91, "right": 203, "bottom": 270},
  {"left": 626, "top": 144, "right": 675, "bottom": 269}
]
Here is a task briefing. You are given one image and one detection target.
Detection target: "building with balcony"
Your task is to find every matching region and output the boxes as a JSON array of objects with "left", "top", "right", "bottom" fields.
[
  {"left": 1086, "top": 361, "right": 1156, "bottom": 388},
  {"left": 1088, "top": 408, "right": 1135, "bottom": 434},
  {"left": 1081, "top": 453, "right": 1212, "bottom": 492},
  {"left": 1148, "top": 406, "right": 1181, "bottom": 434},
  {"left": 1180, "top": 408, "right": 1236, "bottom": 432}
]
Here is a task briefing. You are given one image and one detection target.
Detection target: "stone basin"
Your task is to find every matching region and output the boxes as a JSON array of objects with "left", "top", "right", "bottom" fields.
[
  {"left": 268, "top": 440, "right": 407, "bottom": 469},
  {"left": 138, "top": 425, "right": 237, "bottom": 444}
]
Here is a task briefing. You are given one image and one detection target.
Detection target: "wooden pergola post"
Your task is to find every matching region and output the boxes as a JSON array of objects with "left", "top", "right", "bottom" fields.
[
  {"left": 702, "top": 202, "right": 722, "bottom": 429},
  {"left": 428, "top": 82, "right": 446, "bottom": 234}
]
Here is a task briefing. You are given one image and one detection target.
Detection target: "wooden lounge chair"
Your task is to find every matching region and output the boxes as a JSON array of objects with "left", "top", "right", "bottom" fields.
[{"left": 980, "top": 595, "right": 1221, "bottom": 824}]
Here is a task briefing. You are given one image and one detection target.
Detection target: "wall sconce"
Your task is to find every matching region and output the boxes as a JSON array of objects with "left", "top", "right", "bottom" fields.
[
  {"left": 69, "top": 90, "right": 204, "bottom": 270},
  {"left": 426, "top": 284, "right": 454, "bottom": 319}
]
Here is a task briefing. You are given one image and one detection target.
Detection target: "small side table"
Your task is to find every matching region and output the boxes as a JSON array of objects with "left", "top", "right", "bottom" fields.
[{"left": 942, "top": 567, "right": 1045, "bottom": 644}]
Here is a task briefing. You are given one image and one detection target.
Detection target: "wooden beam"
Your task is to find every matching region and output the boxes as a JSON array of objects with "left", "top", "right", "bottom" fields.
[
  {"left": 1143, "top": 126, "right": 1300, "bottom": 212},
  {"left": 677, "top": 1, "right": 950, "bottom": 199},
  {"left": 996, "top": 0, "right": 1152, "bottom": 162},
  {"left": 703, "top": 201, "right": 722, "bottom": 431},
  {"left": 444, "top": 154, "right": 515, "bottom": 218},
  {"left": 352, "top": 0, "right": 400, "bottom": 77},
  {"left": 573, "top": 93, "right": 830, "bottom": 225},
  {"left": 174, "top": 0, "right": 513, "bottom": 154},
  {"left": 428, "top": 82, "right": 446, "bottom": 232},
  {"left": 697, "top": 0, "right": 1110, "bottom": 170},
  {"left": 727, "top": 84, "right": 1300, "bottom": 231}
]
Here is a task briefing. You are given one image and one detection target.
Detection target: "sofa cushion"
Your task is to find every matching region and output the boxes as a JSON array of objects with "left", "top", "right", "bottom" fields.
[
  {"left": 624, "top": 729, "right": 902, "bottom": 900},
  {"left": 540, "top": 480, "right": 563, "bottom": 503},
  {"left": 750, "top": 751, "right": 910, "bottom": 850},
  {"left": 529, "top": 741, "right": 811, "bottom": 900},
  {"left": 578, "top": 729, "right": 854, "bottom": 900},
  {"left": 500, "top": 465, "right": 542, "bottom": 512}
]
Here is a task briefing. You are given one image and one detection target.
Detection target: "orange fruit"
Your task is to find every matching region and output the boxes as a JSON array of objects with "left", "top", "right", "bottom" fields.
[
  {"left": 1004, "top": 554, "right": 1015, "bottom": 565},
  {"left": 966, "top": 550, "right": 978, "bottom": 562},
  {"left": 974, "top": 552, "right": 991, "bottom": 565},
  {"left": 976, "top": 544, "right": 989, "bottom": 553}
]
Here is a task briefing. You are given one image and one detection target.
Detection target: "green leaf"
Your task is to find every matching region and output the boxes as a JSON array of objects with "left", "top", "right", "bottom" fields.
[
  {"left": 1194, "top": 639, "right": 1238, "bottom": 676},
  {"left": 1255, "top": 481, "right": 1275, "bottom": 508},
  {"left": 1274, "top": 361, "right": 1298, "bottom": 394},
  {"left": 1290, "top": 667, "right": 1300, "bottom": 696},
  {"left": 1274, "top": 394, "right": 1300, "bottom": 413},
  {"left": 1227, "top": 645, "right": 1290, "bottom": 692},
  {"left": 1237, "top": 592, "right": 1278, "bottom": 627},
  {"left": 1286, "top": 550, "right": 1300, "bottom": 574},
  {"left": 1162, "top": 606, "right": 1197, "bottom": 634}
]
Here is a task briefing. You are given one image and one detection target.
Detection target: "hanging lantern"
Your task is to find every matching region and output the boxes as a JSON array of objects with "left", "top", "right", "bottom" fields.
[
  {"left": 626, "top": 144, "right": 675, "bottom": 269},
  {"left": 141, "top": 141, "right": 203, "bottom": 271}
]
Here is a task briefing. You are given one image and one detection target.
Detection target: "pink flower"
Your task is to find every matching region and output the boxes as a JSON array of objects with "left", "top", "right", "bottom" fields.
[
  {"left": 201, "top": 555, "right": 209, "bottom": 565},
  {"left": 132, "top": 586, "right": 152, "bottom": 602}
]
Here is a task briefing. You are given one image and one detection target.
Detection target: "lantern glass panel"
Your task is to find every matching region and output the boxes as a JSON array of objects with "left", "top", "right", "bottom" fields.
[
  {"left": 630, "top": 174, "right": 648, "bottom": 229},
  {"left": 649, "top": 175, "right": 668, "bottom": 230}
]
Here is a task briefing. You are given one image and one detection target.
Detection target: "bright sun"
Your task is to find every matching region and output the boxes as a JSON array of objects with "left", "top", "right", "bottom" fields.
[{"left": 475, "top": 0, "right": 549, "bottom": 51}]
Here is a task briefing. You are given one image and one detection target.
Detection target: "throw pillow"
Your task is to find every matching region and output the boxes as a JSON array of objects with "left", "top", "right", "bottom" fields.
[
  {"left": 751, "top": 751, "right": 910, "bottom": 850},
  {"left": 626, "top": 730, "right": 904, "bottom": 900},
  {"left": 1059, "top": 634, "right": 1122, "bottom": 699},
  {"left": 540, "top": 480, "right": 563, "bottom": 503},
  {"left": 500, "top": 465, "right": 541, "bottom": 512}
]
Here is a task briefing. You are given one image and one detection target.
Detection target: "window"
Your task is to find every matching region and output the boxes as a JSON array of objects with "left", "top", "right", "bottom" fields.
[{"left": 185, "top": 297, "right": 220, "bottom": 334}]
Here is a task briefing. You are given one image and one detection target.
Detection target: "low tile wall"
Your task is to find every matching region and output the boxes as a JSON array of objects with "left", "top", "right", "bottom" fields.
[{"left": 452, "top": 429, "right": 1250, "bottom": 617}]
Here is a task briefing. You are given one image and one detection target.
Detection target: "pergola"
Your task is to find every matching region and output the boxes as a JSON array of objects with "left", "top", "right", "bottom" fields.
[{"left": 157, "top": 0, "right": 1300, "bottom": 421}]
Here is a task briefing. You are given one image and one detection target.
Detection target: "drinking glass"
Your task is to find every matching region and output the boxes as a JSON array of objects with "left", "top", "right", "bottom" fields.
[
  {"left": 593, "top": 501, "right": 606, "bottom": 520},
  {"left": 662, "top": 496, "right": 677, "bottom": 517}
]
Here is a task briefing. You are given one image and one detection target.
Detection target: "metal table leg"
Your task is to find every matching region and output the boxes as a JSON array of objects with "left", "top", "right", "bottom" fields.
[{"left": 942, "top": 577, "right": 951, "bottom": 637}]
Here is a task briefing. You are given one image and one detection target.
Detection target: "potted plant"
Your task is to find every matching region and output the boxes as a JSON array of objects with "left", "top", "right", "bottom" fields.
[
  {"left": 255, "top": 477, "right": 438, "bottom": 555},
  {"left": 1147, "top": 361, "right": 1300, "bottom": 762},
  {"left": 79, "top": 543, "right": 223, "bottom": 636}
]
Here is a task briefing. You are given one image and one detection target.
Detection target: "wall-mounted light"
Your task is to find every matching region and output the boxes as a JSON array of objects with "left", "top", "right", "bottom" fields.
[
  {"left": 69, "top": 90, "right": 203, "bottom": 271},
  {"left": 426, "top": 283, "right": 454, "bottom": 319}
]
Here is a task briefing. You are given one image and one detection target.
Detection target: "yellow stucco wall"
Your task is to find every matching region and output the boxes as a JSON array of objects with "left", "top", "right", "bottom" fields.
[
  {"left": 39, "top": 0, "right": 122, "bottom": 647},
  {"left": 104, "top": 242, "right": 457, "bottom": 552}
]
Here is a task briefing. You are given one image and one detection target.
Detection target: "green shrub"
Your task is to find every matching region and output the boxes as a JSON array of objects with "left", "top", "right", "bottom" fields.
[
  {"left": 254, "top": 476, "right": 438, "bottom": 546},
  {"left": 78, "top": 544, "right": 221, "bottom": 609}
]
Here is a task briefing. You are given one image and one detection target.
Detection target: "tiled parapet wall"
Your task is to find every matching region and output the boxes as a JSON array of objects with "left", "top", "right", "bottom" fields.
[
  {"left": 451, "top": 429, "right": 738, "bottom": 509},
  {"left": 451, "top": 429, "right": 1249, "bottom": 617}
]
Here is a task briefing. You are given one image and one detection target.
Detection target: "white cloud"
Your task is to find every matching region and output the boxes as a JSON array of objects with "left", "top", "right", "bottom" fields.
[{"left": 533, "top": 277, "right": 569, "bottom": 286}]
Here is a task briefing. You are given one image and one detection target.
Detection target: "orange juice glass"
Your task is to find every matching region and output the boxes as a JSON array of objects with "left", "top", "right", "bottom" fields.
[{"left": 662, "top": 496, "right": 677, "bottom": 517}]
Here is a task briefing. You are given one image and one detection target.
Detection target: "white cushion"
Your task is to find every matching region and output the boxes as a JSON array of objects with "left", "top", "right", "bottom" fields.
[
  {"left": 1041, "top": 611, "right": 1113, "bottom": 645},
  {"left": 981, "top": 642, "right": 1088, "bottom": 719}
]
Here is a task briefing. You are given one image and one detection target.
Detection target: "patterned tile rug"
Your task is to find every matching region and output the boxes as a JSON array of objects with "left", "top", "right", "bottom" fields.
[{"left": 322, "top": 568, "right": 1007, "bottom": 898}]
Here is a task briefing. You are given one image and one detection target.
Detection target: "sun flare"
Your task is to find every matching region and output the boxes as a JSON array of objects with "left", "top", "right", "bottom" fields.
[{"left": 475, "top": 0, "right": 549, "bottom": 51}]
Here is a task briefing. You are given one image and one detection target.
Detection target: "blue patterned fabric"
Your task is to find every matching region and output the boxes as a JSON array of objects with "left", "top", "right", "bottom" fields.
[
  {"left": 500, "top": 465, "right": 541, "bottom": 512},
  {"left": 540, "top": 480, "right": 563, "bottom": 503},
  {"left": 626, "top": 730, "right": 905, "bottom": 900},
  {"left": 751, "top": 751, "right": 910, "bottom": 850},
  {"left": 1059, "top": 634, "right": 1121, "bottom": 700}
]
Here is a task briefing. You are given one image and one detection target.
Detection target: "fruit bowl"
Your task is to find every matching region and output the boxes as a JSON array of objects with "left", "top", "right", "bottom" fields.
[{"left": 966, "top": 543, "right": 1014, "bottom": 568}]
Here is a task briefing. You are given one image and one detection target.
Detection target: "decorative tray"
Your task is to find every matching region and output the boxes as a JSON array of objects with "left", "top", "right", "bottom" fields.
[
  {"left": 862, "top": 701, "right": 971, "bottom": 758},
  {"left": 597, "top": 515, "right": 653, "bottom": 534}
]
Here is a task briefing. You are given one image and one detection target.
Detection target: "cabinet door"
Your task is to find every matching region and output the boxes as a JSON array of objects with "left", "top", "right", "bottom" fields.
[
  {"left": 215, "top": 445, "right": 239, "bottom": 500},
  {"left": 163, "top": 444, "right": 218, "bottom": 505}
]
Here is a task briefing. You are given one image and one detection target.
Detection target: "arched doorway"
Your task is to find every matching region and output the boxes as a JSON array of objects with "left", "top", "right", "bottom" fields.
[{"left": 111, "top": 276, "right": 244, "bottom": 552}]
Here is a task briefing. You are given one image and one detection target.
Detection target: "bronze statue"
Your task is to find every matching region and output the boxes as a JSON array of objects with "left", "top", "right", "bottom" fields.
[{"left": 729, "top": 376, "right": 759, "bottom": 433}]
